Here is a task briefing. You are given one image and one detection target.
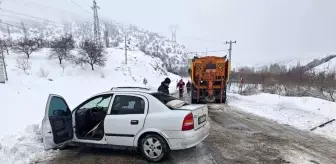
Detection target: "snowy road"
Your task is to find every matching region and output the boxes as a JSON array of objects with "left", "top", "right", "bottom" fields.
[{"left": 38, "top": 94, "right": 336, "bottom": 164}]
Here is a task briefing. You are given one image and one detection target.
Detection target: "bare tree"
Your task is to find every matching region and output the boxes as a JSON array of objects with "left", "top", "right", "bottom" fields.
[
  {"left": 14, "top": 39, "right": 39, "bottom": 59},
  {"left": 324, "top": 72, "right": 336, "bottom": 102},
  {"left": 37, "top": 67, "right": 49, "bottom": 78},
  {"left": 76, "top": 40, "right": 107, "bottom": 70},
  {"left": 60, "top": 62, "right": 66, "bottom": 75},
  {"left": 49, "top": 35, "right": 75, "bottom": 64},
  {"left": 0, "top": 39, "right": 11, "bottom": 55},
  {"left": 16, "top": 58, "right": 31, "bottom": 75},
  {"left": 34, "top": 37, "right": 44, "bottom": 49}
]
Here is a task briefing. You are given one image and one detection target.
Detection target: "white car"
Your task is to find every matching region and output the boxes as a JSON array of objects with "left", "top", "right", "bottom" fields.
[{"left": 42, "top": 87, "right": 210, "bottom": 162}]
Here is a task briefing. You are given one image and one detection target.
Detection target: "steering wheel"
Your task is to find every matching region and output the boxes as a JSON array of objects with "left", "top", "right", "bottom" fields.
[{"left": 89, "top": 107, "right": 103, "bottom": 120}]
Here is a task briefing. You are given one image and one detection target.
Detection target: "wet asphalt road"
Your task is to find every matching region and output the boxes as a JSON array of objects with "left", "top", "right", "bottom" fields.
[{"left": 37, "top": 93, "right": 336, "bottom": 164}]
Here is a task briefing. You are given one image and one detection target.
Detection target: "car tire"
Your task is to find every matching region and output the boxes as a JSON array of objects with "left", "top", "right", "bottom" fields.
[{"left": 139, "top": 134, "right": 170, "bottom": 162}]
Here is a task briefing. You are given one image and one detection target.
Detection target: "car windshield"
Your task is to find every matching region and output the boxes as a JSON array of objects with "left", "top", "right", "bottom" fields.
[{"left": 151, "top": 93, "right": 188, "bottom": 109}]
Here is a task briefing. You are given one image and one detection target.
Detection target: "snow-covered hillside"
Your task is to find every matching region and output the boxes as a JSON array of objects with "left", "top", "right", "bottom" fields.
[
  {"left": 313, "top": 56, "right": 336, "bottom": 73},
  {"left": 0, "top": 48, "right": 180, "bottom": 164},
  {"left": 0, "top": 20, "right": 193, "bottom": 74},
  {"left": 254, "top": 54, "right": 336, "bottom": 73}
]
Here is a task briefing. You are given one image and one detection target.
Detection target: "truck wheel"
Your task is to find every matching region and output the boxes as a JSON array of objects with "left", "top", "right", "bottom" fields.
[{"left": 140, "top": 134, "right": 170, "bottom": 162}]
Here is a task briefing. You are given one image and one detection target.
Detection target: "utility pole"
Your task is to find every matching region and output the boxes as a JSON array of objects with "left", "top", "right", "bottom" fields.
[
  {"left": 21, "top": 21, "right": 27, "bottom": 41},
  {"left": 92, "top": 0, "right": 101, "bottom": 46},
  {"left": 225, "top": 40, "right": 236, "bottom": 86},
  {"left": 7, "top": 25, "right": 11, "bottom": 47},
  {"left": 169, "top": 25, "right": 179, "bottom": 53},
  {"left": 123, "top": 25, "right": 131, "bottom": 65},
  {"left": 124, "top": 33, "right": 127, "bottom": 64},
  {"left": 225, "top": 40, "right": 236, "bottom": 61}
]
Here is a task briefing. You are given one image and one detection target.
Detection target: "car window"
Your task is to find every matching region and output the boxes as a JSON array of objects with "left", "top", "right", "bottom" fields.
[
  {"left": 79, "top": 94, "right": 113, "bottom": 112},
  {"left": 48, "top": 96, "right": 70, "bottom": 116},
  {"left": 110, "top": 95, "right": 145, "bottom": 115}
]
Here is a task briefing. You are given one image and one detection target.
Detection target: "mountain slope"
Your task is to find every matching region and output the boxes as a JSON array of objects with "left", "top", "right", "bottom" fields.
[{"left": 0, "top": 20, "right": 192, "bottom": 74}]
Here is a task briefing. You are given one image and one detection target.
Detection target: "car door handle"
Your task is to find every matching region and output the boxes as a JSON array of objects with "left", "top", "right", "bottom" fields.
[{"left": 130, "top": 120, "right": 138, "bottom": 125}]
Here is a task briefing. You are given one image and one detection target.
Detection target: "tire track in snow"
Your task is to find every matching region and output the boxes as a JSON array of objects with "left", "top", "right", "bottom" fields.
[{"left": 170, "top": 143, "right": 217, "bottom": 164}]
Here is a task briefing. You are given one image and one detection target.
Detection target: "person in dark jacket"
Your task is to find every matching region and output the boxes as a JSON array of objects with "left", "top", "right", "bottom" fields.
[
  {"left": 176, "top": 79, "right": 185, "bottom": 98},
  {"left": 158, "top": 77, "right": 171, "bottom": 95},
  {"left": 186, "top": 80, "right": 191, "bottom": 94}
]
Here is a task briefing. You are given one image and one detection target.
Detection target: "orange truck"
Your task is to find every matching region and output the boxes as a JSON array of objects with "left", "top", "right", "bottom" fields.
[{"left": 188, "top": 56, "right": 230, "bottom": 103}]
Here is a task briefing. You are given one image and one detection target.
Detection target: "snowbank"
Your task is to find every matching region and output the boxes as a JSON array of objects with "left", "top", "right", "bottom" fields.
[
  {"left": 0, "top": 48, "right": 180, "bottom": 163},
  {"left": 228, "top": 93, "right": 336, "bottom": 140},
  {"left": 0, "top": 125, "right": 57, "bottom": 164}
]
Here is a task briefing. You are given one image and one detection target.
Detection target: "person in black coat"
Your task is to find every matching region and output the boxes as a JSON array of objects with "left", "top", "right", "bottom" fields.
[{"left": 158, "top": 78, "right": 171, "bottom": 95}]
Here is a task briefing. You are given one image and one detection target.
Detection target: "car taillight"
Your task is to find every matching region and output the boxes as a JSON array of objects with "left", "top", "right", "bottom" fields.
[{"left": 182, "top": 113, "right": 194, "bottom": 131}]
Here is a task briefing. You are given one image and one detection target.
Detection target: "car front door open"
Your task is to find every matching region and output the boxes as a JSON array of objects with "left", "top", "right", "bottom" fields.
[{"left": 42, "top": 94, "right": 73, "bottom": 150}]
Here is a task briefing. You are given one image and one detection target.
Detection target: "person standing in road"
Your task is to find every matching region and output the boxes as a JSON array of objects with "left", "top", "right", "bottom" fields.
[
  {"left": 186, "top": 80, "right": 191, "bottom": 94},
  {"left": 177, "top": 79, "right": 185, "bottom": 98},
  {"left": 158, "top": 77, "right": 171, "bottom": 95},
  {"left": 238, "top": 76, "right": 244, "bottom": 94}
]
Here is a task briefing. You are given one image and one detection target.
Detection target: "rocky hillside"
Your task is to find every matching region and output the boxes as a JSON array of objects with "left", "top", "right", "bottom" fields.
[{"left": 0, "top": 19, "right": 192, "bottom": 75}]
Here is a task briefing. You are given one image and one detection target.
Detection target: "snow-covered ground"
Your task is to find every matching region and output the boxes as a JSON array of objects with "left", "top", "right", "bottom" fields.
[
  {"left": 228, "top": 85, "right": 336, "bottom": 141},
  {"left": 0, "top": 48, "right": 180, "bottom": 164}
]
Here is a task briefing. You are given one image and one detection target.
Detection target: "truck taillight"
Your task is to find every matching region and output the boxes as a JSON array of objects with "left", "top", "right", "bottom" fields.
[{"left": 182, "top": 113, "right": 194, "bottom": 131}]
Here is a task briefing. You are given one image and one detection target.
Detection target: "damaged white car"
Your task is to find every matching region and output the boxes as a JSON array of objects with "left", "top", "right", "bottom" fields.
[{"left": 42, "top": 87, "right": 210, "bottom": 162}]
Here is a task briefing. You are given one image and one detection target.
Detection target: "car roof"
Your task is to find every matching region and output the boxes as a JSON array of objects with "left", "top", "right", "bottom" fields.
[{"left": 96, "top": 87, "right": 157, "bottom": 95}]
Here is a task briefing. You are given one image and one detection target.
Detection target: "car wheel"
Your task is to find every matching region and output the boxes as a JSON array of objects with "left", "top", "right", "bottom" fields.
[{"left": 140, "top": 134, "right": 170, "bottom": 162}]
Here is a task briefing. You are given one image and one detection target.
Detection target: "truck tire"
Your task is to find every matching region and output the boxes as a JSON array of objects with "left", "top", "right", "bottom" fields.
[{"left": 216, "top": 89, "right": 227, "bottom": 104}]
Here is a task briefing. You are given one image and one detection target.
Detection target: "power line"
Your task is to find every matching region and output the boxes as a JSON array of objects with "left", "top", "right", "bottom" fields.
[
  {"left": 1, "top": 8, "right": 60, "bottom": 24},
  {"left": 180, "top": 35, "right": 223, "bottom": 44},
  {"left": 0, "top": 20, "right": 40, "bottom": 33},
  {"left": 69, "top": 0, "right": 92, "bottom": 15},
  {"left": 0, "top": 21, "right": 24, "bottom": 29},
  {"left": 186, "top": 49, "right": 228, "bottom": 55},
  {"left": 7, "top": 0, "right": 85, "bottom": 18}
]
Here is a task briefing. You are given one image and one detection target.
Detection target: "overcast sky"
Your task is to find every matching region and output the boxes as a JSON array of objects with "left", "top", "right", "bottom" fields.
[{"left": 2, "top": 0, "right": 336, "bottom": 67}]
